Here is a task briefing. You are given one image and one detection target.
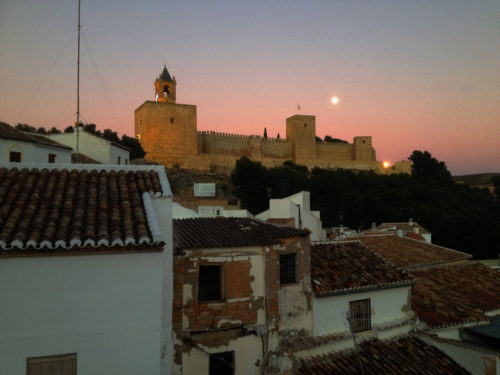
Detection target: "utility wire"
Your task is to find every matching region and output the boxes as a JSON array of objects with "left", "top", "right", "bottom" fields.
[
  {"left": 15, "top": 30, "right": 76, "bottom": 125},
  {"left": 81, "top": 30, "right": 124, "bottom": 134}
]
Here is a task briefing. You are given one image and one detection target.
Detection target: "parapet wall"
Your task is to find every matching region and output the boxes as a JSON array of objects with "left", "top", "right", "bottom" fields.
[{"left": 315, "top": 141, "right": 355, "bottom": 161}]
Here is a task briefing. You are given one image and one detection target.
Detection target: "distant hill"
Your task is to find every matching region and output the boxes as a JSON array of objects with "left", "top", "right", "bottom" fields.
[{"left": 453, "top": 173, "right": 500, "bottom": 188}]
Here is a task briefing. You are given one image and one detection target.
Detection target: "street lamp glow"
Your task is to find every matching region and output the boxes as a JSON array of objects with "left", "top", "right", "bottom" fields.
[{"left": 383, "top": 161, "right": 390, "bottom": 168}]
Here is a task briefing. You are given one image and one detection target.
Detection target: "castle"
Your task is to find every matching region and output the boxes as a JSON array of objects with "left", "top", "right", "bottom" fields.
[{"left": 135, "top": 66, "right": 411, "bottom": 174}]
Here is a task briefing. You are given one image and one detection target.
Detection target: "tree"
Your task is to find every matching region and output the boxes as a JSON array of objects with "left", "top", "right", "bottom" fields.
[
  {"left": 231, "top": 157, "right": 271, "bottom": 214},
  {"left": 103, "top": 128, "right": 120, "bottom": 143},
  {"left": 37, "top": 127, "right": 47, "bottom": 134},
  {"left": 121, "top": 134, "right": 145, "bottom": 159},
  {"left": 48, "top": 126, "right": 61, "bottom": 134},
  {"left": 263, "top": 128, "right": 268, "bottom": 138},
  {"left": 84, "top": 123, "right": 97, "bottom": 134},
  {"left": 324, "top": 135, "right": 348, "bottom": 144},
  {"left": 277, "top": 133, "right": 280, "bottom": 139},
  {"left": 15, "top": 123, "right": 36, "bottom": 132},
  {"left": 408, "top": 150, "right": 452, "bottom": 183},
  {"left": 492, "top": 175, "right": 500, "bottom": 198},
  {"left": 64, "top": 126, "right": 74, "bottom": 133}
]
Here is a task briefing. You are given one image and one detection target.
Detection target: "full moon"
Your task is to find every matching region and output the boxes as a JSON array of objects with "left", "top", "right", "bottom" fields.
[{"left": 331, "top": 96, "right": 339, "bottom": 105}]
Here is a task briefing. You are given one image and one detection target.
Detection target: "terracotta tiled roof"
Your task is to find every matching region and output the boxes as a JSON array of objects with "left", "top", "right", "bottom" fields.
[
  {"left": 409, "top": 262, "right": 500, "bottom": 329},
  {"left": 311, "top": 242, "right": 413, "bottom": 296},
  {"left": 173, "top": 218, "right": 308, "bottom": 250},
  {"left": 297, "top": 336, "right": 471, "bottom": 375},
  {"left": 0, "top": 165, "right": 170, "bottom": 253},
  {"left": 0, "top": 123, "right": 72, "bottom": 150},
  {"left": 357, "top": 235, "right": 471, "bottom": 269}
]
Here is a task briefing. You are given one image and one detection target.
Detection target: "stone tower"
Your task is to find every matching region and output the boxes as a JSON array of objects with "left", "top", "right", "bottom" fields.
[
  {"left": 286, "top": 114, "right": 317, "bottom": 163},
  {"left": 154, "top": 65, "right": 177, "bottom": 103},
  {"left": 135, "top": 66, "right": 198, "bottom": 167}
]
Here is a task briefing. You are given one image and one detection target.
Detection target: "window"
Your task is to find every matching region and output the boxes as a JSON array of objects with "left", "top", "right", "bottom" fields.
[
  {"left": 125, "top": 159, "right": 128, "bottom": 165},
  {"left": 280, "top": 253, "right": 297, "bottom": 285},
  {"left": 198, "top": 265, "right": 222, "bottom": 302},
  {"left": 118, "top": 156, "right": 121, "bottom": 165},
  {"left": 209, "top": 351, "right": 234, "bottom": 375},
  {"left": 9, "top": 151, "right": 21, "bottom": 162},
  {"left": 27, "top": 353, "right": 77, "bottom": 375},
  {"left": 349, "top": 299, "right": 371, "bottom": 333},
  {"left": 48, "top": 153, "right": 56, "bottom": 163},
  {"left": 170, "top": 117, "right": 174, "bottom": 123}
]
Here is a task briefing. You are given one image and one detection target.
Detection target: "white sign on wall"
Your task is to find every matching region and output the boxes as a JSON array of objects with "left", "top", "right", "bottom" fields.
[{"left": 194, "top": 183, "right": 216, "bottom": 197}]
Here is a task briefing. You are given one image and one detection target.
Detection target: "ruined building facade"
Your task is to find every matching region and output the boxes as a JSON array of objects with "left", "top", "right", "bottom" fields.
[{"left": 135, "top": 66, "right": 411, "bottom": 174}]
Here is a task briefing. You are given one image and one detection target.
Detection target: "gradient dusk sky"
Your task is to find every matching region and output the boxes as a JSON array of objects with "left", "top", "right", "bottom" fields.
[{"left": 1, "top": 1, "right": 499, "bottom": 175}]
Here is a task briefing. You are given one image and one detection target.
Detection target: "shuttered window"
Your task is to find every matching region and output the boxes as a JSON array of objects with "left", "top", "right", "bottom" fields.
[
  {"left": 27, "top": 353, "right": 77, "bottom": 375},
  {"left": 349, "top": 299, "right": 371, "bottom": 333}
]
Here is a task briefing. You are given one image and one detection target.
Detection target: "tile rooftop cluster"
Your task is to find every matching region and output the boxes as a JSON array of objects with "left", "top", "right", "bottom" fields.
[
  {"left": 358, "top": 235, "right": 471, "bottom": 269},
  {"left": 266, "top": 217, "right": 295, "bottom": 226},
  {"left": 297, "top": 336, "right": 471, "bottom": 375},
  {"left": 0, "top": 122, "right": 71, "bottom": 150},
  {"left": 409, "top": 262, "right": 500, "bottom": 329},
  {"left": 0, "top": 165, "right": 166, "bottom": 253},
  {"left": 376, "top": 221, "right": 431, "bottom": 234},
  {"left": 173, "top": 217, "right": 308, "bottom": 250},
  {"left": 311, "top": 242, "right": 413, "bottom": 296}
]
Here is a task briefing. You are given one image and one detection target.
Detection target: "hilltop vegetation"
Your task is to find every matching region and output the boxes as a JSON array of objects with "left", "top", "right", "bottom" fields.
[{"left": 231, "top": 151, "right": 500, "bottom": 259}]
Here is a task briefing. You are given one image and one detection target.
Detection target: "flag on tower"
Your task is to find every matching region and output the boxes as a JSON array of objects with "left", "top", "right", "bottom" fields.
[{"left": 297, "top": 103, "right": 301, "bottom": 111}]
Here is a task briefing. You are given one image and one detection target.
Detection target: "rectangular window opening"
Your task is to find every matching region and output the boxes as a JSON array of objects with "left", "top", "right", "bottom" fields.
[
  {"left": 209, "top": 351, "right": 234, "bottom": 375},
  {"left": 349, "top": 299, "right": 371, "bottom": 333},
  {"left": 198, "top": 265, "right": 222, "bottom": 302},
  {"left": 280, "top": 253, "right": 297, "bottom": 285},
  {"left": 27, "top": 353, "right": 77, "bottom": 375},
  {"left": 170, "top": 117, "right": 174, "bottom": 123},
  {"left": 117, "top": 156, "right": 121, "bottom": 165},
  {"left": 48, "top": 153, "right": 56, "bottom": 163},
  {"left": 9, "top": 151, "right": 21, "bottom": 162}
]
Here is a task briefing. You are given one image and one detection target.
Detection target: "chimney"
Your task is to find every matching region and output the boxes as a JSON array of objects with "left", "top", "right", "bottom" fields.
[
  {"left": 371, "top": 222, "right": 376, "bottom": 230},
  {"left": 397, "top": 229, "right": 403, "bottom": 237},
  {"left": 408, "top": 218, "right": 414, "bottom": 227},
  {"left": 414, "top": 227, "right": 420, "bottom": 234}
]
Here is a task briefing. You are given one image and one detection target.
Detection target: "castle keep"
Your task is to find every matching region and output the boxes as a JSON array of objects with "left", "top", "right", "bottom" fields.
[{"left": 135, "top": 66, "right": 411, "bottom": 174}]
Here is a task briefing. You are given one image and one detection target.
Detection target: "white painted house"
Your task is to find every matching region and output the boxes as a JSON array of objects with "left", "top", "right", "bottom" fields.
[
  {"left": 256, "top": 191, "right": 326, "bottom": 241},
  {"left": 47, "top": 129, "right": 130, "bottom": 164},
  {"left": 0, "top": 163, "right": 173, "bottom": 375},
  {"left": 0, "top": 122, "right": 72, "bottom": 164}
]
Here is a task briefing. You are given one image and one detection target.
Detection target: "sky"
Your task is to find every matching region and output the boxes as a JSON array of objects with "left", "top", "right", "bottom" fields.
[{"left": 0, "top": 1, "right": 499, "bottom": 175}]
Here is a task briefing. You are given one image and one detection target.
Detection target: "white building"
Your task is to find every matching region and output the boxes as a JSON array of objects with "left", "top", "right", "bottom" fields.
[
  {"left": 256, "top": 191, "right": 326, "bottom": 241},
  {"left": 47, "top": 129, "right": 130, "bottom": 165},
  {"left": 0, "top": 163, "right": 173, "bottom": 375},
  {"left": 0, "top": 122, "right": 72, "bottom": 164}
]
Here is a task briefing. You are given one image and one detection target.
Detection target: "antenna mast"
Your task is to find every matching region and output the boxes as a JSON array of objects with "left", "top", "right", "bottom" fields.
[{"left": 76, "top": 0, "right": 81, "bottom": 153}]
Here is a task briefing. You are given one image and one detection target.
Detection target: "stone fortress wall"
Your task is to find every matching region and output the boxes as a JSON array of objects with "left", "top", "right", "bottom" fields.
[{"left": 135, "top": 67, "right": 411, "bottom": 175}]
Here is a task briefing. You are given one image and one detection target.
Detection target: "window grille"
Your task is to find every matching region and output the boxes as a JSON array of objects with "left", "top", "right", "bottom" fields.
[
  {"left": 209, "top": 351, "right": 234, "bottom": 375},
  {"left": 198, "top": 265, "right": 222, "bottom": 301},
  {"left": 349, "top": 299, "right": 371, "bottom": 333},
  {"left": 280, "top": 253, "right": 297, "bottom": 284}
]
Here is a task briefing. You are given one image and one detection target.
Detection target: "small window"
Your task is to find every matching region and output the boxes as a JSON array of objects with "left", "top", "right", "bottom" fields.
[
  {"left": 280, "top": 253, "right": 297, "bottom": 285},
  {"left": 170, "top": 117, "right": 174, "bottom": 123},
  {"left": 9, "top": 151, "right": 21, "bottom": 162},
  {"left": 118, "top": 156, "right": 121, "bottom": 165},
  {"left": 27, "top": 353, "right": 77, "bottom": 375},
  {"left": 304, "top": 123, "right": 307, "bottom": 127},
  {"left": 125, "top": 159, "right": 128, "bottom": 165},
  {"left": 48, "top": 153, "right": 56, "bottom": 163},
  {"left": 198, "top": 265, "right": 222, "bottom": 302},
  {"left": 209, "top": 351, "right": 234, "bottom": 375},
  {"left": 349, "top": 299, "right": 371, "bottom": 333}
]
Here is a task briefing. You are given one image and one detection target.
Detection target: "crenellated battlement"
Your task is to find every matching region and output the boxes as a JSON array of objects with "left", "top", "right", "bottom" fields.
[{"left": 316, "top": 141, "right": 352, "bottom": 148}]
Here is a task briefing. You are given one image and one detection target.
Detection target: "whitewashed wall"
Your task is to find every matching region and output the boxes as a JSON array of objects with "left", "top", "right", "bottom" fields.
[
  {"left": 0, "top": 139, "right": 71, "bottom": 163},
  {"left": 313, "top": 286, "right": 412, "bottom": 336},
  {"left": 0, "top": 252, "right": 164, "bottom": 375},
  {"left": 48, "top": 132, "right": 129, "bottom": 164}
]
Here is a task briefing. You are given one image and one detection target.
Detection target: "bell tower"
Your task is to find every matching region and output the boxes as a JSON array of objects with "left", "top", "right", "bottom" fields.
[{"left": 154, "top": 65, "right": 177, "bottom": 103}]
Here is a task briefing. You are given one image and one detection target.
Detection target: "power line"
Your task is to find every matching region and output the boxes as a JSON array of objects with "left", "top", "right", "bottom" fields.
[
  {"left": 15, "top": 30, "right": 76, "bottom": 125},
  {"left": 81, "top": 30, "right": 124, "bottom": 135}
]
